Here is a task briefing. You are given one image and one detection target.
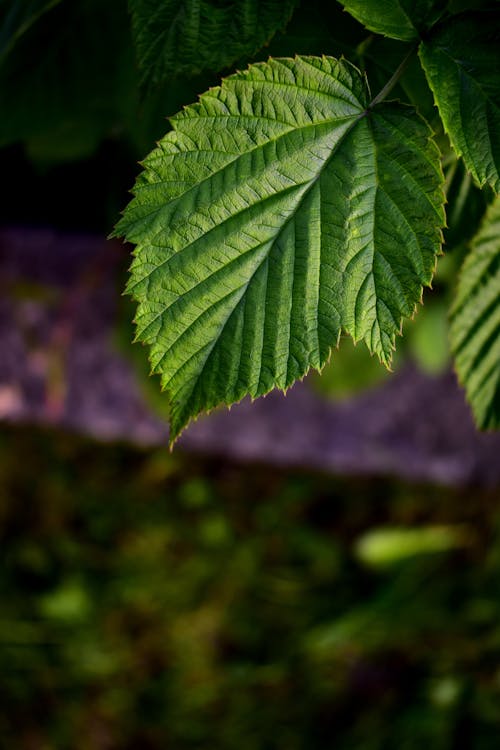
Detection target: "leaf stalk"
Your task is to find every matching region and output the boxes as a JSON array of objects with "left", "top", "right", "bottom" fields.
[{"left": 368, "top": 44, "right": 418, "bottom": 109}]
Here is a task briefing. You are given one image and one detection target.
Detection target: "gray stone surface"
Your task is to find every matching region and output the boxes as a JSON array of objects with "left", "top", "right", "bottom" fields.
[{"left": 1, "top": 227, "right": 500, "bottom": 486}]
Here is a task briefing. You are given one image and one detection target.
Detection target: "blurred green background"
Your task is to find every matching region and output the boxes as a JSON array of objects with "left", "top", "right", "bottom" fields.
[
  {"left": 1, "top": 1, "right": 500, "bottom": 747},
  {"left": 2, "top": 428, "right": 500, "bottom": 748}
]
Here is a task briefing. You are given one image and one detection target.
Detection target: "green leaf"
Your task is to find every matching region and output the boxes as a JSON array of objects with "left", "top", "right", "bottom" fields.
[
  {"left": 338, "top": 0, "right": 446, "bottom": 41},
  {"left": 450, "top": 195, "right": 500, "bottom": 430},
  {"left": 129, "top": 0, "right": 298, "bottom": 85},
  {"left": 115, "top": 56, "right": 445, "bottom": 443},
  {"left": 419, "top": 11, "right": 500, "bottom": 193},
  {"left": 0, "top": 0, "right": 136, "bottom": 159}
]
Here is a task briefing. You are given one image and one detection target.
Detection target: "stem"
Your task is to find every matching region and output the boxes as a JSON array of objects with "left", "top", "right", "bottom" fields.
[{"left": 368, "top": 44, "right": 418, "bottom": 109}]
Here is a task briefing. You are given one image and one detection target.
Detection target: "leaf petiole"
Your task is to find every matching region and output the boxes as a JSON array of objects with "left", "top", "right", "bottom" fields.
[{"left": 368, "top": 44, "right": 419, "bottom": 109}]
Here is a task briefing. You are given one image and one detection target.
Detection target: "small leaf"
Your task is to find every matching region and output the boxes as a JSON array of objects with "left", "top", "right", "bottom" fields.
[
  {"left": 129, "top": 0, "right": 298, "bottom": 85},
  {"left": 339, "top": 0, "right": 446, "bottom": 41},
  {"left": 450, "top": 195, "right": 500, "bottom": 430},
  {"left": 115, "top": 56, "right": 445, "bottom": 443},
  {"left": 419, "top": 11, "right": 500, "bottom": 193}
]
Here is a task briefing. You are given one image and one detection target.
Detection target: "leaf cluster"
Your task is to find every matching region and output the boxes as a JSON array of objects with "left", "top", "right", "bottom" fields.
[
  {"left": 2, "top": 1, "right": 498, "bottom": 441},
  {"left": 114, "top": 0, "right": 500, "bottom": 442}
]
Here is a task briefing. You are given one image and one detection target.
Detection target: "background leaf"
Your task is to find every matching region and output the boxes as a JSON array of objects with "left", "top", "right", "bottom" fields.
[
  {"left": 338, "top": 0, "right": 447, "bottom": 41},
  {"left": 116, "top": 56, "right": 445, "bottom": 442},
  {"left": 442, "top": 149, "right": 491, "bottom": 249},
  {"left": 0, "top": 0, "right": 136, "bottom": 160},
  {"left": 419, "top": 10, "right": 500, "bottom": 193},
  {"left": 129, "top": 0, "right": 298, "bottom": 85},
  {"left": 450, "top": 195, "right": 500, "bottom": 430}
]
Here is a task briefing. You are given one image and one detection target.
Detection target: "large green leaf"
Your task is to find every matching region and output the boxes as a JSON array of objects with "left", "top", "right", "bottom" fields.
[
  {"left": 129, "top": 0, "right": 298, "bottom": 84},
  {"left": 115, "top": 56, "right": 445, "bottom": 442},
  {"left": 419, "top": 11, "right": 500, "bottom": 193},
  {"left": 338, "top": 0, "right": 446, "bottom": 41},
  {"left": 450, "top": 196, "right": 500, "bottom": 430}
]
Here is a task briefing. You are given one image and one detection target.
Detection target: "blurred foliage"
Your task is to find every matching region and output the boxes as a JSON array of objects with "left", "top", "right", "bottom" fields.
[
  {"left": 1, "top": 427, "right": 500, "bottom": 748},
  {"left": 310, "top": 337, "right": 392, "bottom": 400}
]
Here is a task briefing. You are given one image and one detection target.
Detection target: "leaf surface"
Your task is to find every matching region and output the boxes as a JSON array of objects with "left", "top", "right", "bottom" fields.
[
  {"left": 339, "top": 0, "right": 446, "bottom": 41},
  {"left": 450, "top": 196, "right": 500, "bottom": 430},
  {"left": 115, "top": 56, "right": 445, "bottom": 442},
  {"left": 129, "top": 0, "right": 298, "bottom": 84},
  {"left": 419, "top": 11, "right": 500, "bottom": 192}
]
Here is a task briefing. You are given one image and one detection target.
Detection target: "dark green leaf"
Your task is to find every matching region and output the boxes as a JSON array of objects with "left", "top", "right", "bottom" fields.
[
  {"left": 338, "top": 0, "right": 446, "bottom": 41},
  {"left": 450, "top": 195, "right": 500, "bottom": 430},
  {"left": 419, "top": 11, "right": 500, "bottom": 192},
  {"left": 0, "top": 0, "right": 136, "bottom": 160},
  {"left": 129, "top": 0, "right": 298, "bottom": 85}
]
